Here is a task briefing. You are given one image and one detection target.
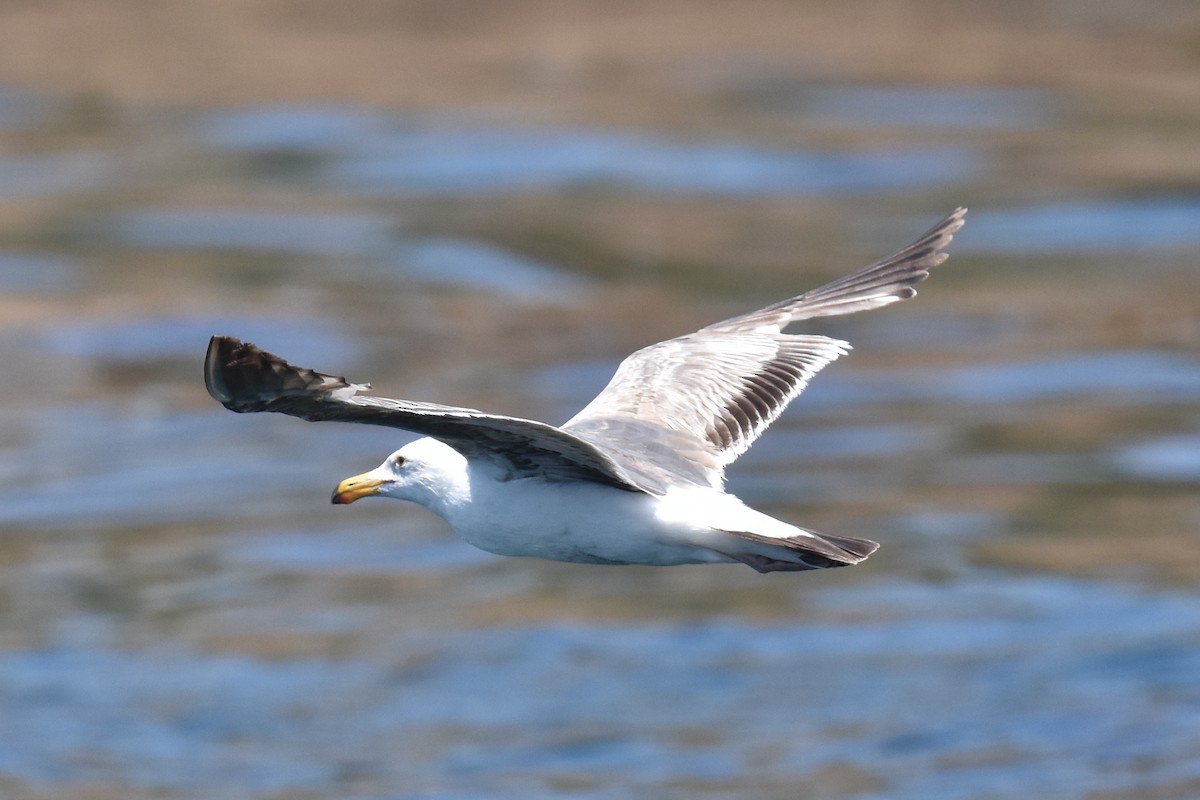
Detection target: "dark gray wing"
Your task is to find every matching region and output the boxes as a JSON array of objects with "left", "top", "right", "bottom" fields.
[
  {"left": 204, "top": 336, "right": 650, "bottom": 493},
  {"left": 716, "top": 207, "right": 967, "bottom": 327},
  {"left": 563, "top": 208, "right": 966, "bottom": 489}
]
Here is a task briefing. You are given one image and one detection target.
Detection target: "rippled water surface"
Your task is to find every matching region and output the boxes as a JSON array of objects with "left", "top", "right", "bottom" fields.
[{"left": 1, "top": 13, "right": 1198, "bottom": 799}]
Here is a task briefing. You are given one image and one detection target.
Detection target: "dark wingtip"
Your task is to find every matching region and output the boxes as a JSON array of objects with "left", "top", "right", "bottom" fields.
[
  {"left": 204, "top": 335, "right": 360, "bottom": 412},
  {"left": 204, "top": 335, "right": 239, "bottom": 404},
  {"left": 942, "top": 206, "right": 968, "bottom": 239},
  {"left": 905, "top": 206, "right": 968, "bottom": 264}
]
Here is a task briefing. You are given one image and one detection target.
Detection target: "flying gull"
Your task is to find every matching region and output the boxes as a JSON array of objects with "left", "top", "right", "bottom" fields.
[{"left": 205, "top": 207, "right": 966, "bottom": 572}]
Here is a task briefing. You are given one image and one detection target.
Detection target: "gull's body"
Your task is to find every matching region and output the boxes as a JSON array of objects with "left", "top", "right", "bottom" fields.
[
  {"left": 360, "top": 437, "right": 809, "bottom": 567},
  {"left": 206, "top": 208, "right": 965, "bottom": 573}
]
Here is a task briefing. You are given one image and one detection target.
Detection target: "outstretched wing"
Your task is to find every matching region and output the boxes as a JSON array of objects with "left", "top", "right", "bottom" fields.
[
  {"left": 204, "top": 336, "right": 651, "bottom": 493},
  {"left": 563, "top": 208, "right": 966, "bottom": 488}
]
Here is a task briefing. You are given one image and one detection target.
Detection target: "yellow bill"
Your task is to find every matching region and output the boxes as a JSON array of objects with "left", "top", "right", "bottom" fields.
[{"left": 331, "top": 473, "right": 385, "bottom": 504}]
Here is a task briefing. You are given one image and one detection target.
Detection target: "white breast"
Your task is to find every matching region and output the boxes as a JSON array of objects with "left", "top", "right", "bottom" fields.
[{"left": 444, "top": 475, "right": 732, "bottom": 566}]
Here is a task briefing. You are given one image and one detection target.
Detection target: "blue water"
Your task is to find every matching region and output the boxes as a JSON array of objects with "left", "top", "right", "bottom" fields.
[
  {"left": 395, "top": 238, "right": 589, "bottom": 298},
  {"left": 805, "top": 350, "right": 1200, "bottom": 408},
  {"left": 37, "top": 316, "right": 352, "bottom": 362},
  {"left": 1, "top": 80, "right": 1198, "bottom": 800},
  {"left": 0, "top": 151, "right": 111, "bottom": 198},
  {"left": 328, "top": 128, "right": 981, "bottom": 197},
  {"left": 954, "top": 198, "right": 1200, "bottom": 252},
  {"left": 0, "top": 86, "right": 59, "bottom": 132},
  {"left": 0, "top": 251, "right": 79, "bottom": 292},
  {"left": 2, "top": 578, "right": 1197, "bottom": 799},
  {"left": 204, "top": 106, "right": 983, "bottom": 197},
  {"left": 1112, "top": 434, "right": 1200, "bottom": 481},
  {"left": 101, "top": 208, "right": 396, "bottom": 256}
]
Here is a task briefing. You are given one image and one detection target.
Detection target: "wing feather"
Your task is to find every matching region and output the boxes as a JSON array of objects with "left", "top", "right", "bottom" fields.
[
  {"left": 563, "top": 208, "right": 966, "bottom": 488},
  {"left": 563, "top": 334, "right": 849, "bottom": 488},
  {"left": 714, "top": 207, "right": 966, "bottom": 331},
  {"left": 206, "top": 209, "right": 965, "bottom": 495},
  {"left": 204, "top": 336, "right": 651, "bottom": 493}
]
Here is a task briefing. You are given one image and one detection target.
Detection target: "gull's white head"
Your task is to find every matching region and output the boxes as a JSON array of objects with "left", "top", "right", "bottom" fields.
[{"left": 331, "top": 437, "right": 469, "bottom": 514}]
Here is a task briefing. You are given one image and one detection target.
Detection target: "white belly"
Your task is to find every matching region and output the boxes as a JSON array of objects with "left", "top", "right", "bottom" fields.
[{"left": 444, "top": 477, "right": 734, "bottom": 566}]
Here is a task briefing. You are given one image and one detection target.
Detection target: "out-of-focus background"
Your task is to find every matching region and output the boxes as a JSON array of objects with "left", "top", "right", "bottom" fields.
[{"left": 0, "top": 2, "right": 1198, "bottom": 798}]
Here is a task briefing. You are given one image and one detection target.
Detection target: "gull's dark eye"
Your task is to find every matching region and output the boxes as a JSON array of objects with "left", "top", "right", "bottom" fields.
[{"left": 391, "top": 455, "right": 406, "bottom": 468}]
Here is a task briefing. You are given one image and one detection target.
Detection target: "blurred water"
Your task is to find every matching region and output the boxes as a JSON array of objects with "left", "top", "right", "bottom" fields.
[
  {"left": 958, "top": 199, "right": 1200, "bottom": 253},
  {"left": 204, "top": 106, "right": 983, "bottom": 197},
  {"left": 102, "top": 208, "right": 396, "bottom": 256},
  {"left": 751, "top": 84, "right": 1058, "bottom": 131},
  {"left": 37, "top": 316, "right": 351, "bottom": 362},
  {"left": 1, "top": 578, "right": 1197, "bottom": 799},
  {"left": 396, "top": 238, "right": 589, "bottom": 299},
  {"left": 0, "top": 151, "right": 113, "bottom": 199},
  {"left": 0, "top": 252, "right": 79, "bottom": 293},
  {"left": 327, "top": 130, "right": 980, "bottom": 197},
  {"left": 1112, "top": 435, "right": 1200, "bottom": 482},
  {"left": 0, "top": 77, "right": 1197, "bottom": 800},
  {"left": 0, "top": 87, "right": 58, "bottom": 132}
]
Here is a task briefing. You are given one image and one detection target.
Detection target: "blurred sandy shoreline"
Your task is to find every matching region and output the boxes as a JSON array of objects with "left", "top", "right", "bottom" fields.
[{"left": 0, "top": 0, "right": 1197, "bottom": 181}]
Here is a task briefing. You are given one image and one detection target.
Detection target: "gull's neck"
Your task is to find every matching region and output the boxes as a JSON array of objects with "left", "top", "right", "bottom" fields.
[{"left": 403, "top": 438, "right": 473, "bottom": 519}]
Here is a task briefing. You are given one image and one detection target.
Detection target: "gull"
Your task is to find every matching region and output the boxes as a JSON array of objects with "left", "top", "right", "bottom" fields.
[{"left": 205, "top": 208, "right": 965, "bottom": 572}]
